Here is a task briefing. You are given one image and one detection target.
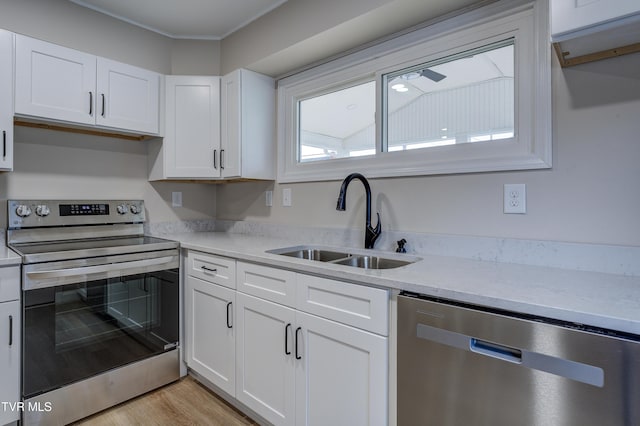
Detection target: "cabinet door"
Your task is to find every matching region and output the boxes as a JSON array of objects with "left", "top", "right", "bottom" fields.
[
  {"left": 0, "top": 30, "right": 13, "bottom": 171},
  {"left": 15, "top": 35, "right": 96, "bottom": 125},
  {"left": 236, "top": 292, "right": 296, "bottom": 426},
  {"left": 220, "top": 70, "right": 241, "bottom": 178},
  {"left": 295, "top": 311, "right": 388, "bottom": 426},
  {"left": 0, "top": 301, "right": 20, "bottom": 425},
  {"left": 185, "top": 276, "right": 236, "bottom": 396},
  {"left": 96, "top": 57, "right": 160, "bottom": 134},
  {"left": 164, "top": 76, "right": 221, "bottom": 178},
  {"left": 552, "top": 0, "right": 640, "bottom": 39}
]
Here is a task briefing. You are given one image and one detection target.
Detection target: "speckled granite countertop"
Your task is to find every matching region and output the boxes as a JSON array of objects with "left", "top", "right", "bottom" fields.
[{"left": 168, "top": 231, "right": 640, "bottom": 336}]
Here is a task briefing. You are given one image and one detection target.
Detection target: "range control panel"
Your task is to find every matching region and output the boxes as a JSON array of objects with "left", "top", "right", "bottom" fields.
[{"left": 8, "top": 200, "right": 145, "bottom": 229}]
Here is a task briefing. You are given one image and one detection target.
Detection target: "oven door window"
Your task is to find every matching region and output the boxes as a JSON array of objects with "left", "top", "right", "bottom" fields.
[{"left": 23, "top": 269, "right": 179, "bottom": 399}]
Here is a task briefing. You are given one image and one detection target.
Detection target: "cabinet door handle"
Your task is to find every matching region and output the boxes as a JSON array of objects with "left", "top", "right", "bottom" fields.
[
  {"left": 89, "top": 92, "right": 93, "bottom": 116},
  {"left": 101, "top": 93, "right": 106, "bottom": 117},
  {"left": 213, "top": 149, "right": 218, "bottom": 169},
  {"left": 8, "top": 315, "right": 13, "bottom": 346},
  {"left": 220, "top": 149, "right": 225, "bottom": 170},
  {"left": 226, "top": 302, "right": 233, "bottom": 329},
  {"left": 201, "top": 265, "right": 217, "bottom": 273},
  {"left": 285, "top": 323, "right": 292, "bottom": 355},
  {"left": 2, "top": 130, "right": 6, "bottom": 159},
  {"left": 295, "top": 327, "right": 302, "bottom": 360}
]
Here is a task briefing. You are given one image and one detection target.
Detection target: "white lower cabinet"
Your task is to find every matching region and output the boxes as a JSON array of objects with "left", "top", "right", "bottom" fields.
[
  {"left": 235, "top": 292, "right": 296, "bottom": 425},
  {"left": 184, "top": 252, "right": 389, "bottom": 426},
  {"left": 0, "top": 265, "right": 20, "bottom": 426},
  {"left": 294, "top": 311, "right": 388, "bottom": 426},
  {"left": 184, "top": 253, "right": 237, "bottom": 396},
  {"left": 0, "top": 300, "right": 19, "bottom": 425},
  {"left": 235, "top": 273, "right": 388, "bottom": 426}
]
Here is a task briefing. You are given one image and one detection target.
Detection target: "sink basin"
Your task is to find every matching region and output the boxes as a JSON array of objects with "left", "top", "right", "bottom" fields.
[
  {"left": 267, "top": 245, "right": 420, "bottom": 270},
  {"left": 273, "top": 248, "right": 350, "bottom": 262},
  {"left": 332, "top": 255, "right": 413, "bottom": 270}
]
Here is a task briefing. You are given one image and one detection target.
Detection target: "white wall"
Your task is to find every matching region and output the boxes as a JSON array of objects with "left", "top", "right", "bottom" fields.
[
  {"left": 0, "top": 128, "right": 216, "bottom": 226},
  {"left": 217, "top": 52, "right": 640, "bottom": 247},
  {"left": 221, "top": 0, "right": 485, "bottom": 76}
]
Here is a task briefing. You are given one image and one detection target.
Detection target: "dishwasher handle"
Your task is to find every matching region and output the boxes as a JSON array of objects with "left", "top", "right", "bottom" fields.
[{"left": 470, "top": 338, "right": 522, "bottom": 364}]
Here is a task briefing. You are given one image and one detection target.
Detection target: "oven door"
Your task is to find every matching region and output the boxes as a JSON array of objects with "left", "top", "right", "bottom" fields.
[{"left": 22, "top": 250, "right": 179, "bottom": 399}]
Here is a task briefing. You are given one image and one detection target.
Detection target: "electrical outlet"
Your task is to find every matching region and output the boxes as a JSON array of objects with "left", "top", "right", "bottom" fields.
[
  {"left": 504, "top": 184, "right": 526, "bottom": 214},
  {"left": 282, "top": 188, "right": 292, "bottom": 207},
  {"left": 265, "top": 190, "right": 273, "bottom": 207}
]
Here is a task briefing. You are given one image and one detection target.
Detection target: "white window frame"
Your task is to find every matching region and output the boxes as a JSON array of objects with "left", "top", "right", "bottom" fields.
[{"left": 277, "top": 0, "right": 551, "bottom": 182}]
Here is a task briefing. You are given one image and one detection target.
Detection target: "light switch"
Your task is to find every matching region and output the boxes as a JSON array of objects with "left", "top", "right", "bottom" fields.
[
  {"left": 282, "top": 188, "right": 292, "bottom": 207},
  {"left": 172, "top": 191, "right": 182, "bottom": 207}
]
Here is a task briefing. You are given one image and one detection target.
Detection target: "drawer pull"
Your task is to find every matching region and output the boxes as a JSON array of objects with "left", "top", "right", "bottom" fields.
[{"left": 201, "top": 265, "right": 217, "bottom": 273}]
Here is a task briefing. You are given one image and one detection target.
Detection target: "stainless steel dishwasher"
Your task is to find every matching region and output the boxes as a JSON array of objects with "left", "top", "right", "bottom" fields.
[{"left": 397, "top": 293, "right": 640, "bottom": 426}]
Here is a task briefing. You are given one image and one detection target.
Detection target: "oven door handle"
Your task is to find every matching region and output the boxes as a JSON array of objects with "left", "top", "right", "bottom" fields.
[{"left": 26, "top": 256, "right": 176, "bottom": 280}]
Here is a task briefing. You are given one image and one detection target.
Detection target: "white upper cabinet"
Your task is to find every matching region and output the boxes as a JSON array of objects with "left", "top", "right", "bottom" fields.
[
  {"left": 149, "top": 76, "right": 220, "bottom": 180},
  {"left": 96, "top": 58, "right": 160, "bottom": 134},
  {"left": 551, "top": 0, "right": 640, "bottom": 66},
  {"left": 0, "top": 30, "right": 13, "bottom": 171},
  {"left": 15, "top": 34, "right": 160, "bottom": 135},
  {"left": 221, "top": 69, "right": 275, "bottom": 180},
  {"left": 150, "top": 69, "right": 276, "bottom": 181},
  {"left": 551, "top": 0, "right": 640, "bottom": 41}
]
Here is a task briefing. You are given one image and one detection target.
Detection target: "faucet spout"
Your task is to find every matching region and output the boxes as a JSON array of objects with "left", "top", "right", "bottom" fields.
[{"left": 336, "top": 173, "right": 381, "bottom": 249}]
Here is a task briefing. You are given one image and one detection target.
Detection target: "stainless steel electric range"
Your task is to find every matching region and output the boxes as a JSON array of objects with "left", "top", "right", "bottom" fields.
[{"left": 7, "top": 199, "right": 180, "bottom": 425}]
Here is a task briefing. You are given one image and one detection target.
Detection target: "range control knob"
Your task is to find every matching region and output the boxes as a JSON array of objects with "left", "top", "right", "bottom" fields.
[
  {"left": 116, "top": 204, "right": 128, "bottom": 215},
  {"left": 15, "top": 205, "right": 32, "bottom": 218},
  {"left": 35, "top": 205, "right": 51, "bottom": 217},
  {"left": 129, "top": 204, "right": 142, "bottom": 215}
]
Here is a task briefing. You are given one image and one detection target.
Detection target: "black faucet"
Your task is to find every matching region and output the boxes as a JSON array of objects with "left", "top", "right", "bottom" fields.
[{"left": 336, "top": 173, "right": 381, "bottom": 249}]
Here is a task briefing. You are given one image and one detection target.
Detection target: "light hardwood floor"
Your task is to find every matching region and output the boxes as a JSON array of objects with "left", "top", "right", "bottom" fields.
[{"left": 72, "top": 376, "right": 258, "bottom": 426}]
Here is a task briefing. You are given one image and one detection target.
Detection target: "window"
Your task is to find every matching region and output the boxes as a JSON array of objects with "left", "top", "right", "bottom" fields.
[
  {"left": 383, "top": 40, "right": 514, "bottom": 153},
  {"left": 298, "top": 81, "right": 376, "bottom": 163},
  {"left": 278, "top": 1, "right": 551, "bottom": 182}
]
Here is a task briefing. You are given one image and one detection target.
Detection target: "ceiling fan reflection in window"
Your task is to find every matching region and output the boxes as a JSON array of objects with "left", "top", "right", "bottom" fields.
[
  {"left": 400, "top": 68, "right": 447, "bottom": 82},
  {"left": 391, "top": 68, "right": 446, "bottom": 92}
]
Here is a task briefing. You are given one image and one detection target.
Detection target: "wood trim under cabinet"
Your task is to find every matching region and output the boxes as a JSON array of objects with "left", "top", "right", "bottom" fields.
[
  {"left": 553, "top": 41, "right": 640, "bottom": 67},
  {"left": 14, "top": 119, "right": 151, "bottom": 141}
]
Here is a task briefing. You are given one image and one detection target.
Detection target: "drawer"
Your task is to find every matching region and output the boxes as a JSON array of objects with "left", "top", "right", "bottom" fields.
[
  {"left": 236, "top": 262, "right": 296, "bottom": 307},
  {"left": 0, "top": 265, "right": 20, "bottom": 302},
  {"left": 296, "top": 274, "right": 389, "bottom": 335},
  {"left": 186, "top": 251, "right": 236, "bottom": 289}
]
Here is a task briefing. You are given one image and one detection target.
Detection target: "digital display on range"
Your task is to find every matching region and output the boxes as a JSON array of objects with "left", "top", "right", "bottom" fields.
[{"left": 59, "top": 204, "right": 110, "bottom": 216}]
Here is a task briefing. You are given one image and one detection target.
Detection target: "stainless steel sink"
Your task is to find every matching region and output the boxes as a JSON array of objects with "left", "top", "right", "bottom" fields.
[
  {"left": 274, "top": 248, "right": 351, "bottom": 262},
  {"left": 332, "top": 255, "right": 413, "bottom": 269},
  {"left": 266, "top": 245, "right": 420, "bottom": 270}
]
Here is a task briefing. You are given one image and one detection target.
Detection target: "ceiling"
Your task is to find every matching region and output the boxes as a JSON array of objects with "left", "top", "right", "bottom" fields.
[{"left": 69, "top": 0, "right": 289, "bottom": 40}]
